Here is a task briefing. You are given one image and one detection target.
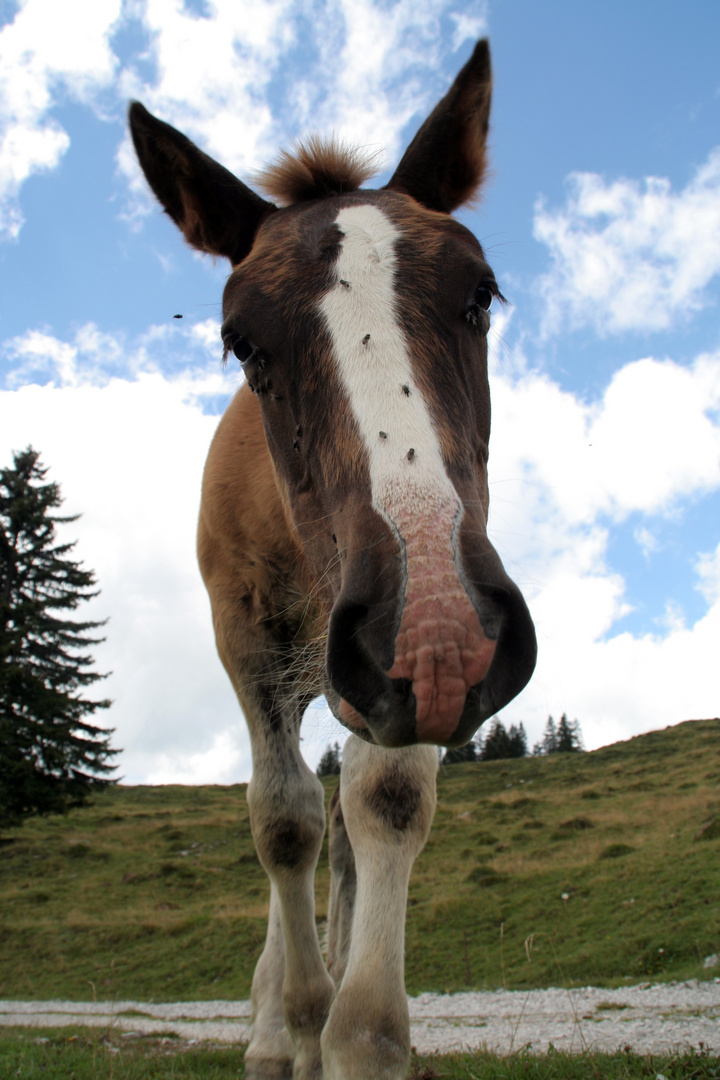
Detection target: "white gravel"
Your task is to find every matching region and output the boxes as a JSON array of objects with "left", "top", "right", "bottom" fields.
[{"left": 2, "top": 980, "right": 718, "bottom": 1055}]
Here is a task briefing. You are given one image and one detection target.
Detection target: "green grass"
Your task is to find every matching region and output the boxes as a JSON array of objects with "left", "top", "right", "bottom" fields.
[
  {"left": 0, "top": 718, "right": 718, "bottom": 1002},
  {"left": 1, "top": 1030, "right": 718, "bottom": 1079}
]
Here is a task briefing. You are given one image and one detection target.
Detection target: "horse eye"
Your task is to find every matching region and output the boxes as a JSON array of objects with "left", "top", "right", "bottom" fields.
[
  {"left": 465, "top": 280, "right": 499, "bottom": 328},
  {"left": 473, "top": 284, "right": 495, "bottom": 312},
  {"left": 226, "top": 335, "right": 256, "bottom": 364}
]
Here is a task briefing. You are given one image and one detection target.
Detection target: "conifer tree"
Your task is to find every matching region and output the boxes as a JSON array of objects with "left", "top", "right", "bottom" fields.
[
  {"left": 316, "top": 741, "right": 342, "bottom": 776},
  {"left": 533, "top": 715, "right": 558, "bottom": 756},
  {"left": 480, "top": 718, "right": 511, "bottom": 760},
  {"left": 556, "top": 712, "right": 583, "bottom": 752},
  {"left": 532, "top": 714, "right": 584, "bottom": 755},
  {"left": 507, "top": 722, "right": 528, "bottom": 758},
  {"left": 0, "top": 448, "right": 118, "bottom": 827},
  {"left": 479, "top": 719, "right": 528, "bottom": 761}
]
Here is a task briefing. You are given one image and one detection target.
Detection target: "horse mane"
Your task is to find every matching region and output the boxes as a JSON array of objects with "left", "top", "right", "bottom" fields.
[{"left": 254, "top": 136, "right": 380, "bottom": 206}]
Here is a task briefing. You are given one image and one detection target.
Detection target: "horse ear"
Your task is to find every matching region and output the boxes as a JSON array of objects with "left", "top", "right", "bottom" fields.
[
  {"left": 385, "top": 40, "right": 492, "bottom": 214},
  {"left": 128, "top": 102, "right": 276, "bottom": 265}
]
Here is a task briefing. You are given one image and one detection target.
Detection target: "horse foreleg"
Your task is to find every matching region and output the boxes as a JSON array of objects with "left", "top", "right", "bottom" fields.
[
  {"left": 247, "top": 721, "right": 335, "bottom": 1080},
  {"left": 321, "top": 737, "right": 438, "bottom": 1080},
  {"left": 326, "top": 785, "right": 356, "bottom": 985},
  {"left": 245, "top": 883, "right": 295, "bottom": 1079}
]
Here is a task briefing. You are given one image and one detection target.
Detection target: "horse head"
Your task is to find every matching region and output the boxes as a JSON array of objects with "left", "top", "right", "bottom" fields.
[{"left": 130, "top": 41, "right": 536, "bottom": 751}]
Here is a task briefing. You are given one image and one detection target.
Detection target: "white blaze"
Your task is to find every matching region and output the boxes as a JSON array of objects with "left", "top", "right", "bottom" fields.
[{"left": 320, "top": 204, "right": 459, "bottom": 533}]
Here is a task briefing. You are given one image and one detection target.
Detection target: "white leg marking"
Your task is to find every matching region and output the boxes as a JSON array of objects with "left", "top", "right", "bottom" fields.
[
  {"left": 245, "top": 884, "right": 295, "bottom": 1080},
  {"left": 321, "top": 736, "right": 438, "bottom": 1079}
]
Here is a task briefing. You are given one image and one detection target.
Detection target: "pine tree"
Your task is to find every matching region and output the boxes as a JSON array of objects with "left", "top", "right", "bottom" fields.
[
  {"left": 556, "top": 713, "right": 583, "bottom": 752},
  {"left": 477, "top": 719, "right": 528, "bottom": 761},
  {"left": 479, "top": 719, "right": 511, "bottom": 760},
  {"left": 533, "top": 714, "right": 584, "bottom": 755},
  {"left": 533, "top": 715, "right": 558, "bottom": 756},
  {"left": 316, "top": 741, "right": 342, "bottom": 776},
  {"left": 507, "top": 722, "right": 528, "bottom": 758},
  {"left": 0, "top": 448, "right": 118, "bottom": 827}
]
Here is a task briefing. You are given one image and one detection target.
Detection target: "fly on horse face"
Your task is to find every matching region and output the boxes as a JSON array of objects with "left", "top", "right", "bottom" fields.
[{"left": 130, "top": 39, "right": 536, "bottom": 1080}]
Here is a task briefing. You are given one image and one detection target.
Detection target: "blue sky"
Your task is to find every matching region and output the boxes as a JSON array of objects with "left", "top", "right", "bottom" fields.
[{"left": 1, "top": 0, "right": 719, "bottom": 783}]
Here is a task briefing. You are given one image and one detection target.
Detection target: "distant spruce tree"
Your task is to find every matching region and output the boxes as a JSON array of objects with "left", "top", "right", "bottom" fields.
[
  {"left": 556, "top": 713, "right": 584, "bottom": 752},
  {"left": 533, "top": 715, "right": 557, "bottom": 756},
  {"left": 317, "top": 741, "right": 342, "bottom": 776},
  {"left": 507, "top": 722, "right": 528, "bottom": 758},
  {"left": 480, "top": 719, "right": 511, "bottom": 760},
  {"left": 479, "top": 719, "right": 528, "bottom": 761},
  {"left": 533, "top": 714, "right": 583, "bottom": 755},
  {"left": 0, "top": 448, "right": 118, "bottom": 828}
]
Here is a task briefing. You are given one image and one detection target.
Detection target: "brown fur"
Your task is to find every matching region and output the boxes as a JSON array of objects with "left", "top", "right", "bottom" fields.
[
  {"left": 254, "top": 136, "right": 380, "bottom": 205},
  {"left": 386, "top": 39, "right": 492, "bottom": 213},
  {"left": 130, "top": 40, "right": 538, "bottom": 1079}
]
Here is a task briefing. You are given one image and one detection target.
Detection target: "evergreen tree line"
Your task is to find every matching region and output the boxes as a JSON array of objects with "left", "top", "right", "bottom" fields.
[{"left": 317, "top": 713, "right": 583, "bottom": 775}]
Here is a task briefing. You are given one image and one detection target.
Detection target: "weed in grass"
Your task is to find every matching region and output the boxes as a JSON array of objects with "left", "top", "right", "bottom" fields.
[
  {"left": 694, "top": 818, "right": 720, "bottom": 841},
  {"left": 598, "top": 844, "right": 636, "bottom": 860},
  {"left": 559, "top": 817, "right": 595, "bottom": 831}
]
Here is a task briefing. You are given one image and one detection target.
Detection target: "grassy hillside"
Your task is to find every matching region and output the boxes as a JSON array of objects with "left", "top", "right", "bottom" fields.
[{"left": 0, "top": 718, "right": 718, "bottom": 1002}]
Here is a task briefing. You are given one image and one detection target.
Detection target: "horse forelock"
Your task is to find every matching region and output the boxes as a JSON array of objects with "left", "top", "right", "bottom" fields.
[{"left": 254, "top": 136, "right": 381, "bottom": 206}]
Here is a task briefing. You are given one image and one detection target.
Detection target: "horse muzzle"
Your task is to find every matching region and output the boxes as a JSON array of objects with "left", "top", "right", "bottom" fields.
[{"left": 324, "top": 544, "right": 537, "bottom": 748}]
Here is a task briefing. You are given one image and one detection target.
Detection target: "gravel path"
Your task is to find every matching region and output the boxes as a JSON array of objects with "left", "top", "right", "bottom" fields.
[{"left": 2, "top": 980, "right": 718, "bottom": 1055}]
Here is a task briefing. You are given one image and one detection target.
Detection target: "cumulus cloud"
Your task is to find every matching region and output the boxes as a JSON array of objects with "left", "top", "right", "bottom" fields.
[
  {"left": 290, "top": 0, "right": 487, "bottom": 159},
  {"left": 1, "top": 319, "right": 349, "bottom": 782},
  {"left": 1, "top": 0, "right": 486, "bottom": 235},
  {"left": 1, "top": 321, "right": 249, "bottom": 783},
  {"left": 534, "top": 148, "right": 720, "bottom": 335},
  {"left": 3, "top": 315, "right": 231, "bottom": 389},
  {"left": 0, "top": 0, "right": 122, "bottom": 238},
  {"left": 696, "top": 542, "right": 720, "bottom": 607},
  {"left": 117, "top": 0, "right": 487, "bottom": 220},
  {"left": 116, "top": 0, "right": 292, "bottom": 186},
  {"left": 486, "top": 350, "right": 720, "bottom": 749},
  {"left": 2, "top": 316, "right": 719, "bottom": 779},
  {"left": 487, "top": 351, "right": 720, "bottom": 533}
]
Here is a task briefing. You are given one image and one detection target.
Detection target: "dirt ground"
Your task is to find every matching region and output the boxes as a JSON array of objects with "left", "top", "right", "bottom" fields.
[{"left": 2, "top": 980, "right": 719, "bottom": 1055}]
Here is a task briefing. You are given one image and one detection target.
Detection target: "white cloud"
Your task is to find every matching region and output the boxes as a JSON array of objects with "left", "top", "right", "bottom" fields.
[
  {"left": 633, "top": 525, "right": 659, "bottom": 559},
  {"left": 508, "top": 583, "right": 720, "bottom": 754},
  {"left": 117, "top": 0, "right": 484, "bottom": 215},
  {"left": 3, "top": 320, "right": 719, "bottom": 780},
  {"left": 117, "top": 0, "right": 289, "bottom": 183},
  {"left": 449, "top": 10, "right": 489, "bottom": 53},
  {"left": 0, "top": 318, "right": 351, "bottom": 782},
  {"left": 1, "top": 0, "right": 486, "bottom": 236},
  {"left": 146, "top": 730, "right": 246, "bottom": 786},
  {"left": 696, "top": 542, "right": 720, "bottom": 607},
  {"left": 0, "top": 0, "right": 122, "bottom": 238},
  {"left": 290, "top": 0, "right": 488, "bottom": 161},
  {"left": 534, "top": 148, "right": 720, "bottom": 335},
  {"left": 1, "top": 322, "right": 247, "bottom": 783},
  {"left": 486, "top": 347, "right": 720, "bottom": 751},
  {"left": 488, "top": 351, "right": 720, "bottom": 533}
]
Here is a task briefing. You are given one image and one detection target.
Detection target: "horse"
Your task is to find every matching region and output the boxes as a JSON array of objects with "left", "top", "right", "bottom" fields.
[{"left": 129, "top": 39, "right": 536, "bottom": 1080}]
